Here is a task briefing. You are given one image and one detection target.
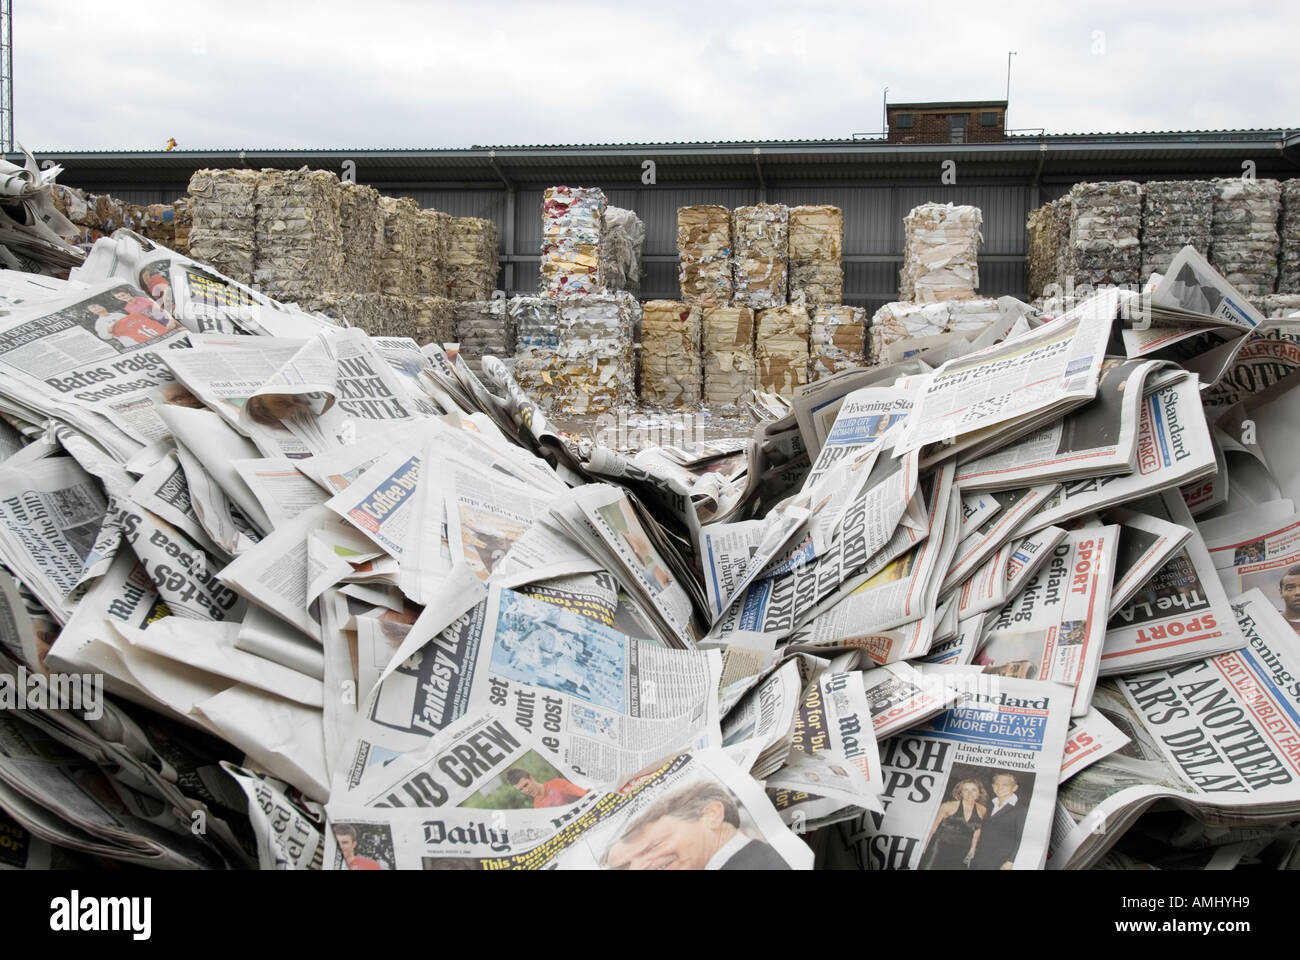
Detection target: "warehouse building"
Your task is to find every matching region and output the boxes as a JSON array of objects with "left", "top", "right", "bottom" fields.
[{"left": 27, "top": 119, "right": 1299, "bottom": 312}]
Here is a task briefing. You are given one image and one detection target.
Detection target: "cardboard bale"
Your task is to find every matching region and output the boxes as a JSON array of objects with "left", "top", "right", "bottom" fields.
[
  {"left": 600, "top": 206, "right": 645, "bottom": 296},
  {"left": 1211, "top": 178, "right": 1280, "bottom": 297},
  {"left": 755, "top": 304, "right": 808, "bottom": 397},
  {"left": 701, "top": 304, "right": 755, "bottom": 404},
  {"left": 640, "top": 300, "right": 702, "bottom": 406},
  {"left": 338, "top": 182, "right": 384, "bottom": 295},
  {"left": 187, "top": 168, "right": 260, "bottom": 284},
  {"left": 1260, "top": 294, "right": 1300, "bottom": 318},
  {"left": 1140, "top": 180, "right": 1214, "bottom": 279},
  {"left": 447, "top": 216, "right": 498, "bottom": 302},
  {"left": 376, "top": 195, "right": 419, "bottom": 298},
  {"left": 1279, "top": 180, "right": 1300, "bottom": 295},
  {"left": 678, "top": 204, "right": 733, "bottom": 304},
  {"left": 788, "top": 205, "right": 843, "bottom": 307},
  {"left": 454, "top": 299, "right": 514, "bottom": 375},
  {"left": 901, "top": 202, "right": 982, "bottom": 302},
  {"left": 540, "top": 186, "right": 605, "bottom": 297},
  {"left": 732, "top": 203, "right": 789, "bottom": 310},
  {"left": 809, "top": 305, "right": 865, "bottom": 380},
  {"left": 1067, "top": 181, "right": 1141, "bottom": 288}
]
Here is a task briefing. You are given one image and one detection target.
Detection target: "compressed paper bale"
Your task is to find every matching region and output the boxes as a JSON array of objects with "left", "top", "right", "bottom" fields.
[
  {"left": 540, "top": 186, "right": 606, "bottom": 297},
  {"left": 414, "top": 208, "right": 451, "bottom": 299},
  {"left": 376, "top": 195, "right": 419, "bottom": 298},
  {"left": 447, "top": 216, "right": 498, "bottom": 302},
  {"left": 754, "top": 304, "right": 809, "bottom": 397},
  {"left": 809, "top": 305, "right": 865, "bottom": 380},
  {"left": 187, "top": 168, "right": 260, "bottom": 284},
  {"left": 867, "top": 299, "right": 998, "bottom": 364},
  {"left": 302, "top": 292, "right": 371, "bottom": 328},
  {"left": 1261, "top": 294, "right": 1300, "bottom": 318},
  {"left": 677, "top": 204, "right": 733, "bottom": 304},
  {"left": 338, "top": 181, "right": 384, "bottom": 295},
  {"left": 788, "top": 205, "right": 843, "bottom": 307},
  {"left": 171, "top": 197, "right": 192, "bottom": 256},
  {"left": 901, "top": 202, "right": 983, "bottom": 303},
  {"left": 1279, "top": 180, "right": 1300, "bottom": 295},
  {"left": 599, "top": 206, "right": 645, "bottom": 296},
  {"left": 514, "top": 293, "right": 636, "bottom": 413},
  {"left": 51, "top": 184, "right": 89, "bottom": 225},
  {"left": 732, "top": 203, "right": 789, "bottom": 310},
  {"left": 1140, "top": 180, "right": 1214, "bottom": 280},
  {"left": 701, "top": 304, "right": 755, "bottom": 404},
  {"left": 134, "top": 203, "right": 176, "bottom": 248},
  {"left": 1210, "top": 178, "right": 1281, "bottom": 297},
  {"left": 1026, "top": 200, "right": 1066, "bottom": 299},
  {"left": 252, "top": 168, "right": 344, "bottom": 304},
  {"left": 639, "top": 300, "right": 702, "bottom": 406},
  {"left": 1061, "top": 181, "right": 1142, "bottom": 289},
  {"left": 454, "top": 300, "right": 514, "bottom": 374}
]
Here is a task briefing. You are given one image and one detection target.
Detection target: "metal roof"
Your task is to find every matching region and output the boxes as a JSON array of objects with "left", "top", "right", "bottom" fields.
[
  {"left": 887, "top": 100, "right": 1008, "bottom": 110},
  {"left": 20, "top": 128, "right": 1298, "bottom": 192}
]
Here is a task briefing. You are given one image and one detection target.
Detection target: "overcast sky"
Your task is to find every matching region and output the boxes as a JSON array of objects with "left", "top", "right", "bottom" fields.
[{"left": 16, "top": 0, "right": 1300, "bottom": 151}]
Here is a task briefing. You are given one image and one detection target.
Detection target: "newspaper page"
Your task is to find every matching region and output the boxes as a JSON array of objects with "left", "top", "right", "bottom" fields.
[
  {"left": 861, "top": 661, "right": 965, "bottom": 740},
  {"left": 804, "top": 387, "right": 913, "bottom": 489},
  {"left": 942, "top": 484, "right": 1060, "bottom": 593},
  {"left": 1052, "top": 591, "right": 1300, "bottom": 869},
  {"left": 1104, "top": 505, "right": 1193, "bottom": 615},
  {"left": 1204, "top": 509, "right": 1300, "bottom": 634},
  {"left": 1018, "top": 373, "right": 1217, "bottom": 534},
  {"left": 706, "top": 450, "right": 919, "bottom": 650},
  {"left": 326, "top": 749, "right": 811, "bottom": 870},
  {"left": 975, "top": 526, "right": 1119, "bottom": 716},
  {"left": 1059, "top": 708, "right": 1131, "bottom": 784},
  {"left": 1102, "top": 491, "right": 1246, "bottom": 676},
  {"left": 339, "top": 584, "right": 720, "bottom": 793},
  {"left": 831, "top": 676, "right": 1073, "bottom": 870},
  {"left": 954, "top": 358, "right": 1161, "bottom": 490},
  {"left": 893, "top": 291, "right": 1115, "bottom": 455}
]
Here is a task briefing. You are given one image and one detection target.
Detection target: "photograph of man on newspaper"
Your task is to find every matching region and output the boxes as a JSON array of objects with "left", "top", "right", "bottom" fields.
[
  {"left": 601, "top": 780, "right": 791, "bottom": 871},
  {"left": 332, "top": 822, "right": 393, "bottom": 871}
]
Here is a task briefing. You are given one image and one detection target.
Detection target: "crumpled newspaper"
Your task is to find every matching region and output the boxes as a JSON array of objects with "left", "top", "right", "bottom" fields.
[
  {"left": 640, "top": 300, "right": 702, "bottom": 406},
  {"left": 900, "top": 202, "right": 982, "bottom": 303}
]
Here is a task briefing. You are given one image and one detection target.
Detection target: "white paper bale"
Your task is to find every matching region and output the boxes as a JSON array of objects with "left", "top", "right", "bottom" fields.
[
  {"left": 1067, "top": 181, "right": 1141, "bottom": 289},
  {"left": 900, "top": 202, "right": 982, "bottom": 303}
]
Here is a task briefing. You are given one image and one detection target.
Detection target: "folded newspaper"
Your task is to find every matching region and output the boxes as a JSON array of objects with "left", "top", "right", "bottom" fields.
[{"left": 0, "top": 223, "right": 1296, "bottom": 873}]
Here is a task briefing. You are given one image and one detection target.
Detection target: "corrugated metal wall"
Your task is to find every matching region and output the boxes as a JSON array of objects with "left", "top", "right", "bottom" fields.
[{"left": 390, "top": 181, "right": 1033, "bottom": 305}]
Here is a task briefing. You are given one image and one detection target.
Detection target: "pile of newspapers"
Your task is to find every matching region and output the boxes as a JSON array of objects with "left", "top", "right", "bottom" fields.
[{"left": 1, "top": 222, "right": 1300, "bottom": 873}]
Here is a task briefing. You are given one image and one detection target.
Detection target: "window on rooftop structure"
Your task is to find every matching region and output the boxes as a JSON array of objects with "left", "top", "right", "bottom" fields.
[
  {"left": 981, "top": 112, "right": 999, "bottom": 127},
  {"left": 950, "top": 114, "right": 967, "bottom": 143},
  {"left": 894, "top": 113, "right": 913, "bottom": 128}
]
